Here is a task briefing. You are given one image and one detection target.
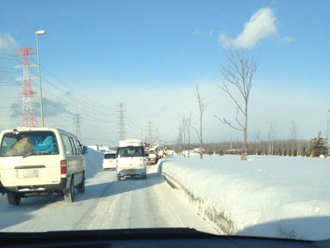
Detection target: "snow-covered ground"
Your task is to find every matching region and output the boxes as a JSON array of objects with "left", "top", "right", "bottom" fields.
[
  {"left": 0, "top": 147, "right": 218, "bottom": 235},
  {"left": 162, "top": 153, "right": 330, "bottom": 241},
  {"left": 1, "top": 147, "right": 329, "bottom": 241}
]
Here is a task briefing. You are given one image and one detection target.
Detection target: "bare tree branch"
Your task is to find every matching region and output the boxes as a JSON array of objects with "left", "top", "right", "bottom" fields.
[
  {"left": 220, "top": 84, "right": 245, "bottom": 115},
  {"left": 213, "top": 115, "right": 244, "bottom": 131}
]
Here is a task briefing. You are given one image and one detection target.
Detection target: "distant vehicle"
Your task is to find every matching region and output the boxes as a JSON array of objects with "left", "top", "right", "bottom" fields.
[
  {"left": 0, "top": 127, "right": 88, "bottom": 205},
  {"left": 116, "top": 139, "right": 147, "bottom": 180},
  {"left": 99, "top": 149, "right": 106, "bottom": 153},
  {"left": 147, "top": 144, "right": 159, "bottom": 164},
  {"left": 102, "top": 151, "right": 116, "bottom": 170},
  {"left": 167, "top": 150, "right": 174, "bottom": 156},
  {"left": 158, "top": 150, "right": 164, "bottom": 158}
]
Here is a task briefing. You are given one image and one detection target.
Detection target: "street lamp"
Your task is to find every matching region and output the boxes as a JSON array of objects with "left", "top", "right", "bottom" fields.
[{"left": 35, "top": 30, "right": 46, "bottom": 127}]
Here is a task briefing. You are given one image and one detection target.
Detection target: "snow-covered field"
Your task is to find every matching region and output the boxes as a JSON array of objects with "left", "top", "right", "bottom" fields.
[{"left": 162, "top": 153, "right": 330, "bottom": 241}]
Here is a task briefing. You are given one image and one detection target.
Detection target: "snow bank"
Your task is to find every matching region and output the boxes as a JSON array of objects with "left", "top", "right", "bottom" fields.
[
  {"left": 85, "top": 146, "right": 104, "bottom": 178},
  {"left": 162, "top": 154, "right": 330, "bottom": 240}
]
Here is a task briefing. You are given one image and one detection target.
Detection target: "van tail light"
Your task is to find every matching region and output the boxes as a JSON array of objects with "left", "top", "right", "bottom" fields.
[
  {"left": 143, "top": 158, "right": 146, "bottom": 167},
  {"left": 116, "top": 159, "right": 118, "bottom": 168},
  {"left": 60, "top": 160, "right": 67, "bottom": 174}
]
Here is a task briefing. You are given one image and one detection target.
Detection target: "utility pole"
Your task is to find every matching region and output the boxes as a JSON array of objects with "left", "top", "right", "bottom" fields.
[
  {"left": 117, "top": 103, "right": 126, "bottom": 141},
  {"left": 154, "top": 127, "right": 159, "bottom": 144},
  {"left": 35, "top": 30, "right": 46, "bottom": 126},
  {"left": 15, "top": 48, "right": 39, "bottom": 127},
  {"left": 147, "top": 121, "right": 153, "bottom": 144},
  {"left": 73, "top": 113, "right": 81, "bottom": 140}
]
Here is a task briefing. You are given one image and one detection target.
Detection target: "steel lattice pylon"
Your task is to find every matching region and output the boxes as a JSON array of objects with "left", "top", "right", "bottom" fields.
[
  {"left": 15, "top": 48, "right": 39, "bottom": 127},
  {"left": 117, "top": 103, "right": 126, "bottom": 141}
]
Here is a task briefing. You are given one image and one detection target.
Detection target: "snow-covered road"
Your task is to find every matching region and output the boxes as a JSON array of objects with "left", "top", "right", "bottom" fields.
[{"left": 0, "top": 162, "right": 218, "bottom": 234}]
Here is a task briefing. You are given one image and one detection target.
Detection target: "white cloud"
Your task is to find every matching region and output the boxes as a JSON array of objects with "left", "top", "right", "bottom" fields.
[
  {"left": 278, "top": 36, "right": 293, "bottom": 45},
  {"left": 0, "top": 32, "right": 19, "bottom": 53},
  {"left": 192, "top": 29, "right": 201, "bottom": 36},
  {"left": 218, "top": 8, "right": 289, "bottom": 49}
]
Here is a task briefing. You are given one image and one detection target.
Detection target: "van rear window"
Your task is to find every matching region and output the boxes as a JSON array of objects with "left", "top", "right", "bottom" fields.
[
  {"left": 104, "top": 153, "right": 116, "bottom": 159},
  {"left": 117, "top": 147, "right": 145, "bottom": 158},
  {"left": 0, "top": 131, "right": 59, "bottom": 157}
]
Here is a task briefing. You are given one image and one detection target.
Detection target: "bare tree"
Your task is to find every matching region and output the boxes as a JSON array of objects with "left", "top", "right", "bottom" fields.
[
  {"left": 177, "top": 124, "right": 183, "bottom": 153},
  {"left": 267, "top": 122, "right": 278, "bottom": 155},
  {"left": 185, "top": 112, "right": 193, "bottom": 158},
  {"left": 193, "top": 85, "right": 209, "bottom": 159},
  {"left": 290, "top": 121, "right": 299, "bottom": 154},
  {"left": 323, "top": 112, "right": 330, "bottom": 145},
  {"left": 214, "top": 46, "right": 260, "bottom": 160},
  {"left": 181, "top": 116, "right": 187, "bottom": 158},
  {"left": 253, "top": 129, "right": 261, "bottom": 154}
]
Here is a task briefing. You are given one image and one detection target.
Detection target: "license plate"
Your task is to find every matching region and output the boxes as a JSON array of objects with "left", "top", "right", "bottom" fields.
[
  {"left": 127, "top": 170, "right": 135, "bottom": 175},
  {"left": 23, "top": 169, "right": 39, "bottom": 178},
  {"left": 109, "top": 160, "right": 113, "bottom": 162}
]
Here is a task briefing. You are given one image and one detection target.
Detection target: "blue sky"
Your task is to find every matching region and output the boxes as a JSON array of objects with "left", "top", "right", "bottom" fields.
[{"left": 1, "top": 0, "right": 330, "bottom": 146}]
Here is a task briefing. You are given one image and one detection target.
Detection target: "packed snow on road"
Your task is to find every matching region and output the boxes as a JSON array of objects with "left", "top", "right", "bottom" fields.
[{"left": 0, "top": 148, "right": 217, "bottom": 234}]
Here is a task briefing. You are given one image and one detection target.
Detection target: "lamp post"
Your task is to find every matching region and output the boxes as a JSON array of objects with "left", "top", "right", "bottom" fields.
[{"left": 35, "top": 30, "right": 46, "bottom": 127}]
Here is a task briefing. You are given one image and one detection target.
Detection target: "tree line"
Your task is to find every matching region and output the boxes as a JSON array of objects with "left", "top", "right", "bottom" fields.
[{"left": 175, "top": 131, "right": 329, "bottom": 158}]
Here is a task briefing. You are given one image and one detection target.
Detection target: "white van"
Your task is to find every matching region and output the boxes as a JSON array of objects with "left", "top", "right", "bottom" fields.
[
  {"left": 116, "top": 139, "right": 147, "bottom": 180},
  {"left": 102, "top": 151, "right": 116, "bottom": 170},
  {"left": 0, "top": 127, "right": 88, "bottom": 205}
]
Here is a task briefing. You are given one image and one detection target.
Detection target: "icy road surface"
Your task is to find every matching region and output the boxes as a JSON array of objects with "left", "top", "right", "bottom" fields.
[{"left": 0, "top": 162, "right": 218, "bottom": 234}]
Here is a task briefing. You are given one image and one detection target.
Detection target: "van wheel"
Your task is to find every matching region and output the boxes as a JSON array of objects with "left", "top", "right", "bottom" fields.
[
  {"left": 7, "top": 192, "right": 21, "bottom": 206},
  {"left": 64, "top": 177, "right": 75, "bottom": 202},
  {"left": 77, "top": 175, "right": 85, "bottom": 194}
]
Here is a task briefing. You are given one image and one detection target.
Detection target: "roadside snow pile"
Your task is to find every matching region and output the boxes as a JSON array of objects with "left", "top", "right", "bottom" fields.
[
  {"left": 85, "top": 146, "right": 104, "bottom": 178},
  {"left": 162, "top": 154, "right": 330, "bottom": 240}
]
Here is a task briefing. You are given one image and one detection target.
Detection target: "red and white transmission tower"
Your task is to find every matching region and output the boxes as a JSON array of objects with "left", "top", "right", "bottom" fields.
[{"left": 15, "top": 48, "right": 39, "bottom": 127}]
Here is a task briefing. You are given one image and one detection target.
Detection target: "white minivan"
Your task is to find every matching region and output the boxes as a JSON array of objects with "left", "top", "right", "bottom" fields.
[
  {"left": 116, "top": 139, "right": 147, "bottom": 180},
  {"left": 0, "top": 127, "right": 88, "bottom": 205}
]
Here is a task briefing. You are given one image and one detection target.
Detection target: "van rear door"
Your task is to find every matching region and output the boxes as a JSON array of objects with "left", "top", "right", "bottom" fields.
[
  {"left": 117, "top": 146, "right": 145, "bottom": 170},
  {"left": 0, "top": 130, "right": 61, "bottom": 189}
]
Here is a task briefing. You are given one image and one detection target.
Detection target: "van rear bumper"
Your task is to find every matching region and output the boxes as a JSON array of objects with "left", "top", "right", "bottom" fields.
[
  {"left": 103, "top": 162, "right": 116, "bottom": 169},
  {"left": 117, "top": 168, "right": 146, "bottom": 177},
  {"left": 2, "top": 178, "right": 68, "bottom": 195}
]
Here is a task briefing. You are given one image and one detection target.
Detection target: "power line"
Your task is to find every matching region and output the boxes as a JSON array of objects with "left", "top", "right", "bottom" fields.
[
  {"left": 29, "top": 57, "right": 116, "bottom": 110},
  {"left": 27, "top": 67, "right": 117, "bottom": 117}
]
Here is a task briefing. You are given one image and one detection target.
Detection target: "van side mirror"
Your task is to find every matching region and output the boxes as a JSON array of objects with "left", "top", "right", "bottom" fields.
[{"left": 82, "top": 146, "right": 88, "bottom": 155}]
